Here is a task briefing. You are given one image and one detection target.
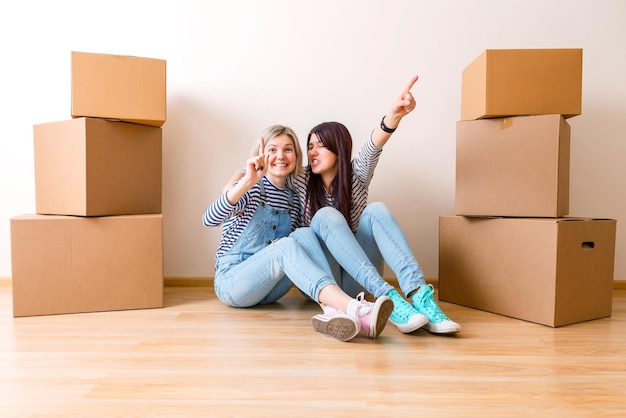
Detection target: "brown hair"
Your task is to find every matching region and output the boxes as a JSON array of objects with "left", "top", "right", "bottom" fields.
[{"left": 305, "top": 122, "right": 353, "bottom": 225}]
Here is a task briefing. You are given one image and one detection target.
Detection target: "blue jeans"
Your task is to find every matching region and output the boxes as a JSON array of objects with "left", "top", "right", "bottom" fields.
[
  {"left": 309, "top": 203, "right": 426, "bottom": 298},
  {"left": 215, "top": 236, "right": 337, "bottom": 307},
  {"left": 214, "top": 181, "right": 337, "bottom": 307}
]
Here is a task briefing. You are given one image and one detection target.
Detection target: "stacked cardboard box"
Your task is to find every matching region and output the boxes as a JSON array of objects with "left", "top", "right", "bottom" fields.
[
  {"left": 10, "top": 51, "right": 167, "bottom": 317},
  {"left": 438, "top": 49, "right": 617, "bottom": 327}
]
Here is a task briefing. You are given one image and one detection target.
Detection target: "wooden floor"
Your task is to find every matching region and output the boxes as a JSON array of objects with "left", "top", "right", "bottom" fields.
[{"left": 1, "top": 283, "right": 625, "bottom": 418}]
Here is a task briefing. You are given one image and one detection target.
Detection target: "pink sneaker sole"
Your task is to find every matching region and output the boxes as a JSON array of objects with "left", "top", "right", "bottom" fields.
[
  {"left": 311, "top": 314, "right": 360, "bottom": 342},
  {"left": 369, "top": 297, "right": 394, "bottom": 339}
]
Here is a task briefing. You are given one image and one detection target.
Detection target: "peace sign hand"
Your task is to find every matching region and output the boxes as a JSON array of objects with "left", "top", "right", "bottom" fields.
[{"left": 244, "top": 137, "right": 269, "bottom": 185}]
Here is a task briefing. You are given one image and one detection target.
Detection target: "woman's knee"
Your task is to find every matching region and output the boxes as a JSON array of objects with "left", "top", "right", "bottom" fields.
[
  {"left": 363, "top": 201, "right": 389, "bottom": 217},
  {"left": 274, "top": 236, "right": 298, "bottom": 251},
  {"left": 290, "top": 227, "right": 316, "bottom": 242},
  {"left": 214, "top": 281, "right": 243, "bottom": 308},
  {"left": 291, "top": 228, "right": 321, "bottom": 251},
  {"left": 311, "top": 206, "right": 346, "bottom": 230}
]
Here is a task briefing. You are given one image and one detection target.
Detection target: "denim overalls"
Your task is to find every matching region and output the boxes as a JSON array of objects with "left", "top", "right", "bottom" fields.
[{"left": 214, "top": 179, "right": 302, "bottom": 307}]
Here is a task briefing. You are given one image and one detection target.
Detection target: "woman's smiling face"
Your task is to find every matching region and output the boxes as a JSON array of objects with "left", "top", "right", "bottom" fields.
[{"left": 264, "top": 134, "right": 297, "bottom": 182}]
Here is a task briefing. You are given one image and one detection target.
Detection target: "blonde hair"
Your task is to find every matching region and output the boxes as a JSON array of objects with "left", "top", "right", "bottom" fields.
[{"left": 252, "top": 125, "right": 303, "bottom": 177}]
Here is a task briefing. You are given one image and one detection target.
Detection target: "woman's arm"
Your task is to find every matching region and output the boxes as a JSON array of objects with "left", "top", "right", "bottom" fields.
[
  {"left": 221, "top": 76, "right": 418, "bottom": 193},
  {"left": 222, "top": 169, "right": 246, "bottom": 193},
  {"left": 205, "top": 139, "right": 268, "bottom": 226},
  {"left": 371, "top": 75, "right": 418, "bottom": 147}
]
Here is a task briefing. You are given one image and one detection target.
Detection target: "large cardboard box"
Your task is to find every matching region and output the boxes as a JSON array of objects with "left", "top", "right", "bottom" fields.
[
  {"left": 71, "top": 51, "right": 166, "bottom": 127},
  {"left": 456, "top": 114, "right": 570, "bottom": 217},
  {"left": 438, "top": 215, "right": 617, "bottom": 327},
  {"left": 461, "top": 48, "right": 582, "bottom": 121},
  {"left": 34, "top": 117, "right": 162, "bottom": 217},
  {"left": 10, "top": 214, "right": 164, "bottom": 317}
]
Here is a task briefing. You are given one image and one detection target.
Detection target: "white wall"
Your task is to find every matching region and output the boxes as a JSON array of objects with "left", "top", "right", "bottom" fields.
[{"left": 1, "top": 0, "right": 625, "bottom": 280}]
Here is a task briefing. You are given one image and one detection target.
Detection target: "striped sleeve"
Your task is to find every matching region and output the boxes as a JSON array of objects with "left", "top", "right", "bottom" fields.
[
  {"left": 352, "top": 133, "right": 383, "bottom": 187},
  {"left": 347, "top": 134, "right": 384, "bottom": 233},
  {"left": 202, "top": 189, "right": 249, "bottom": 227}
]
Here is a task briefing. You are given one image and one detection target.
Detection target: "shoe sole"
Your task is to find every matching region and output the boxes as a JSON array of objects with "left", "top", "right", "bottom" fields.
[
  {"left": 424, "top": 322, "right": 461, "bottom": 334},
  {"left": 369, "top": 297, "right": 394, "bottom": 339},
  {"left": 389, "top": 313, "right": 429, "bottom": 334},
  {"left": 311, "top": 315, "right": 360, "bottom": 342}
]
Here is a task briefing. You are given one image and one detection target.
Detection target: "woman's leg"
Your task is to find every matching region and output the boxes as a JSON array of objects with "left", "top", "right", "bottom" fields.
[
  {"left": 216, "top": 236, "right": 396, "bottom": 340},
  {"left": 309, "top": 207, "right": 394, "bottom": 298},
  {"left": 310, "top": 206, "right": 430, "bottom": 334},
  {"left": 291, "top": 227, "right": 365, "bottom": 297},
  {"left": 358, "top": 202, "right": 461, "bottom": 334},
  {"left": 356, "top": 202, "right": 426, "bottom": 297},
  {"left": 290, "top": 227, "right": 393, "bottom": 339},
  {"left": 214, "top": 236, "right": 337, "bottom": 307}
]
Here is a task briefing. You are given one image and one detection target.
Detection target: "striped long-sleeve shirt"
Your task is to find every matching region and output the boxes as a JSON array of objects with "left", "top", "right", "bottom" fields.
[
  {"left": 291, "top": 135, "right": 383, "bottom": 233},
  {"left": 203, "top": 177, "right": 302, "bottom": 257}
]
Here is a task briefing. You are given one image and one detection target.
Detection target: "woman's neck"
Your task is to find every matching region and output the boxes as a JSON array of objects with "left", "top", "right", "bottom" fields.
[
  {"left": 266, "top": 174, "right": 287, "bottom": 189},
  {"left": 321, "top": 173, "right": 334, "bottom": 194},
  {"left": 314, "top": 163, "right": 337, "bottom": 194}
]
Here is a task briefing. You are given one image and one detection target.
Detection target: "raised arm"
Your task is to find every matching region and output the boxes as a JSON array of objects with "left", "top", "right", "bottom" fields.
[{"left": 371, "top": 75, "right": 418, "bottom": 147}]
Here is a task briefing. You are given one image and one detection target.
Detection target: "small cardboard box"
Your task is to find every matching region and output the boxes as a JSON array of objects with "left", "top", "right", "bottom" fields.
[
  {"left": 10, "top": 214, "right": 164, "bottom": 317},
  {"left": 438, "top": 215, "right": 616, "bottom": 327},
  {"left": 461, "top": 48, "right": 582, "bottom": 121},
  {"left": 456, "top": 114, "right": 570, "bottom": 217},
  {"left": 71, "top": 51, "right": 166, "bottom": 127},
  {"left": 34, "top": 117, "right": 162, "bottom": 217}
]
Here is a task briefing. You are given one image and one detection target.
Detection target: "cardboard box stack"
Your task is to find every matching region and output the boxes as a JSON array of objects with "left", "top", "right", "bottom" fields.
[
  {"left": 438, "top": 48, "right": 617, "bottom": 327},
  {"left": 10, "top": 51, "right": 166, "bottom": 317}
]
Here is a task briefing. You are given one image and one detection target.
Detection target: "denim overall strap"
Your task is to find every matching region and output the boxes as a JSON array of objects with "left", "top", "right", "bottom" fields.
[{"left": 215, "top": 178, "right": 294, "bottom": 274}]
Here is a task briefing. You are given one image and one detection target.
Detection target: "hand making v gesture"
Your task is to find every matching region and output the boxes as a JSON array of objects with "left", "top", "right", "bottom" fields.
[{"left": 225, "top": 137, "right": 269, "bottom": 204}]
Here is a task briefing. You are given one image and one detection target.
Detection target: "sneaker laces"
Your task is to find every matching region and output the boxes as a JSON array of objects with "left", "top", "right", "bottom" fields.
[
  {"left": 387, "top": 290, "right": 417, "bottom": 321},
  {"left": 354, "top": 292, "right": 373, "bottom": 319},
  {"left": 414, "top": 284, "right": 449, "bottom": 323}
]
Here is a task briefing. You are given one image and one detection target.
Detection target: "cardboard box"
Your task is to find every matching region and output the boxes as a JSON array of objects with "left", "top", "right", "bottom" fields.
[
  {"left": 455, "top": 114, "right": 570, "bottom": 217},
  {"left": 10, "top": 214, "right": 164, "bottom": 317},
  {"left": 34, "top": 117, "right": 162, "bottom": 217},
  {"left": 71, "top": 51, "right": 166, "bottom": 127},
  {"left": 461, "top": 48, "right": 582, "bottom": 121},
  {"left": 438, "top": 215, "right": 616, "bottom": 327}
]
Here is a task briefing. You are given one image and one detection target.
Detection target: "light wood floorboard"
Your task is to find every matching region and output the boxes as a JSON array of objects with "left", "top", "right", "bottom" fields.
[{"left": 1, "top": 284, "right": 625, "bottom": 417}]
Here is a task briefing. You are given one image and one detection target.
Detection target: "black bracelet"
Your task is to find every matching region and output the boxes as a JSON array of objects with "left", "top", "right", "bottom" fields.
[{"left": 380, "top": 116, "right": 396, "bottom": 133}]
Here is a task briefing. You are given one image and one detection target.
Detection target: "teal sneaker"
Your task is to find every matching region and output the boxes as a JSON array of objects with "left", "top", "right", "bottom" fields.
[
  {"left": 412, "top": 284, "right": 461, "bottom": 334},
  {"left": 386, "top": 289, "right": 428, "bottom": 333}
]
